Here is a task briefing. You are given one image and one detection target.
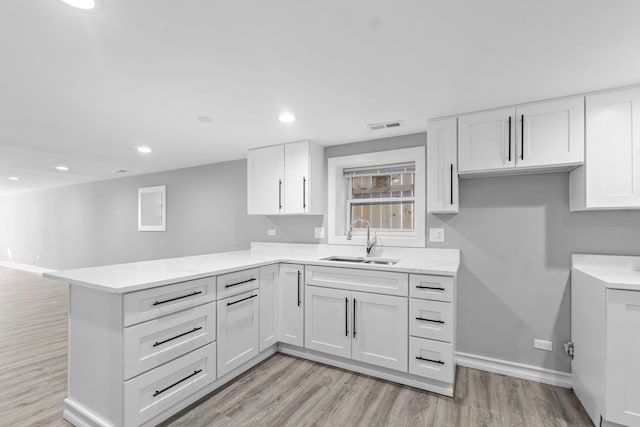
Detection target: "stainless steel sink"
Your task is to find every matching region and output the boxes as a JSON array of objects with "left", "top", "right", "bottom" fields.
[{"left": 321, "top": 256, "right": 399, "bottom": 265}]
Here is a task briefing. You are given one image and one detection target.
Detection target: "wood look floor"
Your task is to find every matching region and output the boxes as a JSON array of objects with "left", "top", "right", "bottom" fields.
[{"left": 0, "top": 267, "right": 593, "bottom": 427}]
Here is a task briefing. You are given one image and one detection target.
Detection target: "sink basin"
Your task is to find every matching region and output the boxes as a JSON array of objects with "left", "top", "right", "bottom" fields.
[{"left": 321, "top": 256, "right": 399, "bottom": 265}]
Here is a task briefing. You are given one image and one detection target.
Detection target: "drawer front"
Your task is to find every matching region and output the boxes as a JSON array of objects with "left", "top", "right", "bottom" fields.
[
  {"left": 305, "top": 265, "right": 408, "bottom": 297},
  {"left": 217, "top": 268, "right": 260, "bottom": 299},
  {"left": 124, "top": 277, "right": 216, "bottom": 327},
  {"left": 409, "top": 299, "right": 453, "bottom": 342},
  {"left": 409, "top": 337, "right": 454, "bottom": 383},
  {"left": 409, "top": 274, "right": 454, "bottom": 302},
  {"left": 123, "top": 302, "right": 216, "bottom": 380},
  {"left": 124, "top": 342, "right": 216, "bottom": 426}
]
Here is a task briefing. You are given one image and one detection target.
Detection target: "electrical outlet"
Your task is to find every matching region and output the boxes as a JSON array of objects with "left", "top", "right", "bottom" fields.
[
  {"left": 314, "top": 227, "right": 325, "bottom": 239},
  {"left": 534, "top": 339, "right": 553, "bottom": 351},
  {"left": 267, "top": 229, "right": 276, "bottom": 236},
  {"left": 429, "top": 228, "right": 445, "bottom": 242}
]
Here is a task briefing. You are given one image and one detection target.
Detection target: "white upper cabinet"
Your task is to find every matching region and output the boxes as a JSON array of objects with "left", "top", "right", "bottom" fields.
[
  {"left": 458, "top": 97, "right": 584, "bottom": 175},
  {"left": 427, "top": 117, "right": 459, "bottom": 213},
  {"left": 570, "top": 87, "right": 640, "bottom": 211},
  {"left": 247, "top": 140, "right": 324, "bottom": 215}
]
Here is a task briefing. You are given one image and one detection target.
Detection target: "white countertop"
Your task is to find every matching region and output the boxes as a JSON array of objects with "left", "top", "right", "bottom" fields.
[
  {"left": 44, "top": 242, "right": 460, "bottom": 294},
  {"left": 572, "top": 254, "right": 640, "bottom": 291}
]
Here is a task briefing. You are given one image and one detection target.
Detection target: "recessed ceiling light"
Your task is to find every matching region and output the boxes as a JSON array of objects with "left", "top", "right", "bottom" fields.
[
  {"left": 8, "top": 176, "right": 19, "bottom": 181},
  {"left": 137, "top": 146, "right": 152, "bottom": 154},
  {"left": 56, "top": 166, "right": 69, "bottom": 171},
  {"left": 60, "top": 0, "right": 97, "bottom": 10},
  {"left": 278, "top": 112, "right": 296, "bottom": 123}
]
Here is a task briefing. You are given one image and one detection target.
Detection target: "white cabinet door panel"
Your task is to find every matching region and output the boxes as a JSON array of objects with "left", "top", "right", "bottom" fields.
[
  {"left": 247, "top": 145, "right": 284, "bottom": 215},
  {"left": 279, "top": 264, "right": 304, "bottom": 346},
  {"left": 351, "top": 291, "right": 408, "bottom": 372},
  {"left": 516, "top": 96, "right": 584, "bottom": 168},
  {"left": 427, "top": 117, "right": 458, "bottom": 213},
  {"left": 305, "top": 286, "right": 351, "bottom": 359},
  {"left": 606, "top": 289, "right": 640, "bottom": 426},
  {"left": 458, "top": 107, "right": 516, "bottom": 173},
  {"left": 284, "top": 141, "right": 309, "bottom": 214},
  {"left": 216, "top": 291, "right": 259, "bottom": 377},
  {"left": 259, "top": 264, "right": 279, "bottom": 352}
]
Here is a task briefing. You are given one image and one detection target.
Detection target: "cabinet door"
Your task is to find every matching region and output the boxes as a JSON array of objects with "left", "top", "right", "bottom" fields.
[
  {"left": 279, "top": 264, "right": 304, "bottom": 346},
  {"left": 427, "top": 117, "right": 458, "bottom": 213},
  {"left": 515, "top": 96, "right": 584, "bottom": 168},
  {"left": 586, "top": 88, "right": 640, "bottom": 208},
  {"left": 605, "top": 289, "right": 640, "bottom": 426},
  {"left": 458, "top": 107, "right": 516, "bottom": 173},
  {"left": 216, "top": 290, "right": 260, "bottom": 377},
  {"left": 351, "top": 291, "right": 408, "bottom": 372},
  {"left": 304, "top": 286, "right": 351, "bottom": 358},
  {"left": 259, "top": 264, "right": 279, "bottom": 352},
  {"left": 284, "top": 141, "right": 310, "bottom": 214},
  {"left": 247, "top": 145, "right": 284, "bottom": 215}
]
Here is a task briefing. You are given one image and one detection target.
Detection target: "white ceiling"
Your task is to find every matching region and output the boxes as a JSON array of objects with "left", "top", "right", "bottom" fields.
[{"left": 2, "top": 0, "right": 640, "bottom": 195}]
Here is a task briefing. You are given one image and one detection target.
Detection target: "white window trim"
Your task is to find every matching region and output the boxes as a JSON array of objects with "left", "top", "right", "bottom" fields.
[{"left": 328, "top": 146, "right": 425, "bottom": 248}]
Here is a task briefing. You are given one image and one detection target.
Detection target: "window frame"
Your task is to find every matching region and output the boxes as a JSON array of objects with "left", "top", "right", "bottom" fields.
[{"left": 327, "top": 146, "right": 426, "bottom": 248}]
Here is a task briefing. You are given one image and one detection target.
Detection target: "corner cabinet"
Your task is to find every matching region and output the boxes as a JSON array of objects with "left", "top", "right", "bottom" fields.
[
  {"left": 427, "top": 117, "right": 458, "bottom": 213},
  {"left": 570, "top": 86, "right": 640, "bottom": 211},
  {"left": 247, "top": 140, "right": 324, "bottom": 215},
  {"left": 458, "top": 96, "right": 584, "bottom": 176}
]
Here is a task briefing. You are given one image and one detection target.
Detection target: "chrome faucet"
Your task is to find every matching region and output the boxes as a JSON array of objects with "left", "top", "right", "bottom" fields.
[{"left": 346, "top": 217, "right": 377, "bottom": 256}]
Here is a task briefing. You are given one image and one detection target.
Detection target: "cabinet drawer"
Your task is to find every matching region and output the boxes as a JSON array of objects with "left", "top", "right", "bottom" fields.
[
  {"left": 305, "top": 265, "right": 408, "bottom": 297},
  {"left": 123, "top": 302, "right": 216, "bottom": 380},
  {"left": 124, "top": 342, "right": 216, "bottom": 426},
  {"left": 409, "top": 299, "right": 453, "bottom": 342},
  {"left": 409, "top": 274, "right": 454, "bottom": 302},
  {"left": 217, "top": 268, "right": 260, "bottom": 299},
  {"left": 409, "top": 336, "right": 454, "bottom": 383},
  {"left": 124, "top": 277, "right": 217, "bottom": 327}
]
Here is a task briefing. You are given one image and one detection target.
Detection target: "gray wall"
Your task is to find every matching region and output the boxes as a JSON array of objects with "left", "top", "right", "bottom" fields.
[
  {"left": 0, "top": 159, "right": 265, "bottom": 269},
  {"left": 2, "top": 132, "right": 640, "bottom": 374}
]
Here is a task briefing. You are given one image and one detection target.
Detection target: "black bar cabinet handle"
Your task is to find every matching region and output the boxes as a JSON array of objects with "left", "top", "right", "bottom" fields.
[
  {"left": 415, "top": 317, "right": 445, "bottom": 324},
  {"left": 352, "top": 298, "right": 357, "bottom": 338},
  {"left": 227, "top": 294, "right": 257, "bottom": 306},
  {"left": 345, "top": 297, "right": 349, "bottom": 337},
  {"left": 416, "top": 285, "right": 445, "bottom": 291},
  {"left": 303, "top": 177, "right": 307, "bottom": 209},
  {"left": 153, "top": 369, "right": 202, "bottom": 397},
  {"left": 450, "top": 163, "right": 454, "bottom": 205},
  {"left": 520, "top": 114, "right": 524, "bottom": 160},
  {"left": 297, "top": 271, "right": 301, "bottom": 307},
  {"left": 224, "top": 278, "right": 256, "bottom": 288},
  {"left": 278, "top": 179, "right": 283, "bottom": 210},
  {"left": 416, "top": 356, "right": 445, "bottom": 365},
  {"left": 508, "top": 116, "right": 512, "bottom": 162},
  {"left": 153, "top": 291, "right": 202, "bottom": 306},
  {"left": 153, "top": 327, "right": 203, "bottom": 347}
]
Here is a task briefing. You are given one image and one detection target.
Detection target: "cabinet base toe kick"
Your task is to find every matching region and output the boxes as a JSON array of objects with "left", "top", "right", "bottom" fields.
[{"left": 278, "top": 343, "right": 456, "bottom": 397}]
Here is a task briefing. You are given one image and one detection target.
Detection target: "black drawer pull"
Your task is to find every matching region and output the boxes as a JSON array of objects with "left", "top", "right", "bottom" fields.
[
  {"left": 416, "top": 317, "right": 445, "bottom": 324},
  {"left": 153, "top": 369, "right": 202, "bottom": 397},
  {"left": 415, "top": 285, "right": 445, "bottom": 291},
  {"left": 416, "top": 356, "right": 444, "bottom": 365},
  {"left": 153, "top": 291, "right": 202, "bottom": 306},
  {"left": 227, "top": 294, "right": 257, "bottom": 306},
  {"left": 153, "top": 327, "right": 203, "bottom": 347},
  {"left": 224, "top": 278, "right": 256, "bottom": 288}
]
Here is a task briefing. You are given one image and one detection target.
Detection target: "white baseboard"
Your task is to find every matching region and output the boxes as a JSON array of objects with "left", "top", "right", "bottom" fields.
[
  {"left": 456, "top": 351, "right": 572, "bottom": 389},
  {"left": 0, "top": 261, "right": 54, "bottom": 275}
]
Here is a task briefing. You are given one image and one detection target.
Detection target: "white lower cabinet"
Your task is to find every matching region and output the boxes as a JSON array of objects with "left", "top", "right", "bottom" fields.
[
  {"left": 279, "top": 264, "right": 304, "bottom": 346},
  {"left": 216, "top": 290, "right": 260, "bottom": 377},
  {"left": 305, "top": 285, "right": 408, "bottom": 372},
  {"left": 124, "top": 342, "right": 216, "bottom": 426},
  {"left": 408, "top": 337, "right": 453, "bottom": 383},
  {"left": 259, "top": 264, "right": 279, "bottom": 352}
]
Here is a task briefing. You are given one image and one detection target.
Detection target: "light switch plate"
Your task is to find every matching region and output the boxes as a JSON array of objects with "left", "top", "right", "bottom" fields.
[
  {"left": 314, "top": 227, "right": 325, "bottom": 239},
  {"left": 429, "top": 228, "right": 445, "bottom": 242},
  {"left": 267, "top": 229, "right": 277, "bottom": 236}
]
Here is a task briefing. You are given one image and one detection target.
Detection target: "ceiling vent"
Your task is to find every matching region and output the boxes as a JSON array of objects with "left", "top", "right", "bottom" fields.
[{"left": 367, "top": 120, "right": 404, "bottom": 131}]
